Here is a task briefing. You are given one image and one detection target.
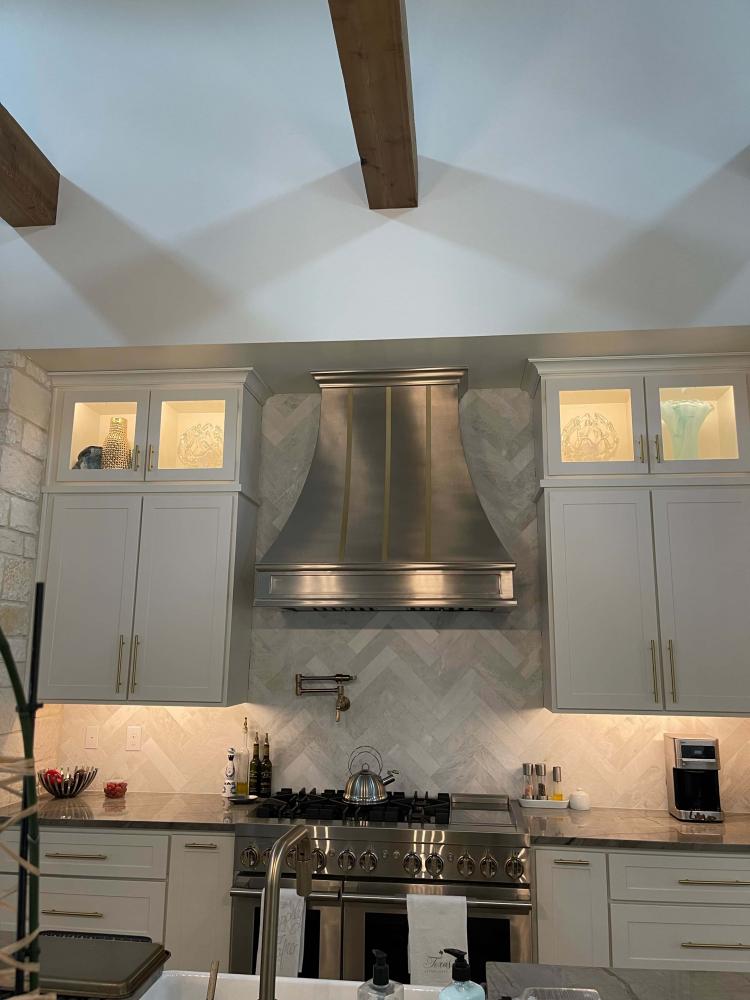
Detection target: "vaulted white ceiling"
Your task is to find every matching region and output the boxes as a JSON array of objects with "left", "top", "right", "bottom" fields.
[{"left": 2, "top": 0, "right": 750, "bottom": 377}]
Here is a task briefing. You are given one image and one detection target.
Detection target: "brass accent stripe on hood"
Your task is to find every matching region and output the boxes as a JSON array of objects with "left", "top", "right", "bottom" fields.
[
  {"left": 425, "top": 385, "right": 432, "bottom": 559},
  {"left": 382, "top": 386, "right": 392, "bottom": 560},
  {"left": 339, "top": 388, "right": 354, "bottom": 560}
]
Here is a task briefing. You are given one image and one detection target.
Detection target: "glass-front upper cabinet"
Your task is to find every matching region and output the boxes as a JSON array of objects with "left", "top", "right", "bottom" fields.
[
  {"left": 545, "top": 376, "right": 649, "bottom": 476},
  {"left": 145, "top": 389, "right": 238, "bottom": 481},
  {"left": 56, "top": 390, "right": 150, "bottom": 482},
  {"left": 645, "top": 373, "right": 750, "bottom": 474}
]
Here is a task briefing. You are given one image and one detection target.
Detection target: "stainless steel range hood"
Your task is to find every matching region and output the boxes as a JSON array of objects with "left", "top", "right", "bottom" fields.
[{"left": 255, "top": 368, "right": 516, "bottom": 610}]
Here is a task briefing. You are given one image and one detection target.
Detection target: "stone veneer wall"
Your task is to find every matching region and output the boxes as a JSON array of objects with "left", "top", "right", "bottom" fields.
[
  {"left": 0, "top": 354, "right": 62, "bottom": 791},
  {"left": 55, "top": 390, "right": 750, "bottom": 811}
]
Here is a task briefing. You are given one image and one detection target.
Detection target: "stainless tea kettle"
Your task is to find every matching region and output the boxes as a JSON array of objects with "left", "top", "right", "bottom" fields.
[{"left": 343, "top": 746, "right": 399, "bottom": 805}]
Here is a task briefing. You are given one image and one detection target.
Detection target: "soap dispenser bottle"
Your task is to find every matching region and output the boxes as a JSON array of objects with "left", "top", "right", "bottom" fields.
[
  {"left": 357, "top": 949, "right": 404, "bottom": 999},
  {"left": 438, "top": 949, "right": 484, "bottom": 999}
]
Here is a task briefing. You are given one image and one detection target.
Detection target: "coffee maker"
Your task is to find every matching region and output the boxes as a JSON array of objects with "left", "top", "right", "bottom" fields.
[{"left": 664, "top": 735, "right": 723, "bottom": 822}]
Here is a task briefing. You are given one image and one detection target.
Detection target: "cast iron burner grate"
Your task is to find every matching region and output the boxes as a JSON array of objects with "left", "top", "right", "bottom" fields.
[{"left": 255, "top": 788, "right": 451, "bottom": 825}]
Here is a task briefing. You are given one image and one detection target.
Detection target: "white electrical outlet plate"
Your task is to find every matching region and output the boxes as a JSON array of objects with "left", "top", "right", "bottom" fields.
[
  {"left": 84, "top": 725, "right": 99, "bottom": 750},
  {"left": 126, "top": 725, "right": 142, "bottom": 752}
]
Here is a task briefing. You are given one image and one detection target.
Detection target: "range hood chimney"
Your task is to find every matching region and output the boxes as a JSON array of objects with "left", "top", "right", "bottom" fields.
[{"left": 255, "top": 369, "right": 516, "bottom": 610}]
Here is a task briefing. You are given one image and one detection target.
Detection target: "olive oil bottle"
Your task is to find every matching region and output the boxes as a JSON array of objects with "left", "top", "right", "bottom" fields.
[
  {"left": 248, "top": 731, "right": 260, "bottom": 796},
  {"left": 259, "top": 732, "right": 272, "bottom": 797}
]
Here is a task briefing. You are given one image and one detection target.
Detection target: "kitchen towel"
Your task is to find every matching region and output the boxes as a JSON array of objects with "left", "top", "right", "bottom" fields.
[
  {"left": 406, "top": 893, "right": 468, "bottom": 988},
  {"left": 254, "top": 888, "right": 306, "bottom": 977}
]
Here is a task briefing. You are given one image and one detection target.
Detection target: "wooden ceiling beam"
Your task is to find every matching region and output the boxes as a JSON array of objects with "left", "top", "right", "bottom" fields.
[
  {"left": 329, "top": 0, "right": 418, "bottom": 209},
  {"left": 0, "top": 103, "right": 59, "bottom": 227}
]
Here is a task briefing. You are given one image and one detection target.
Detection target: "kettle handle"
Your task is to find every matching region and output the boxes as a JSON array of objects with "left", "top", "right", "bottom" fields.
[{"left": 348, "top": 745, "right": 384, "bottom": 776}]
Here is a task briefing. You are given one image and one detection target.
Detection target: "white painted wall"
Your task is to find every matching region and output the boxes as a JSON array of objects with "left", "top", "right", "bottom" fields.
[{"left": 2, "top": 0, "right": 750, "bottom": 352}]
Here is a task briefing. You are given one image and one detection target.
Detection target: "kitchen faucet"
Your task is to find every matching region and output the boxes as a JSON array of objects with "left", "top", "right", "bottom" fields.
[{"left": 257, "top": 823, "right": 312, "bottom": 1000}]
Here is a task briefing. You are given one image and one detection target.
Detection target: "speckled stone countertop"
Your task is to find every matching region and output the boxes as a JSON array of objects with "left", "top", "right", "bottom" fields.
[
  {"left": 514, "top": 805, "right": 750, "bottom": 852},
  {"left": 486, "top": 962, "right": 750, "bottom": 999},
  {"left": 33, "top": 791, "right": 250, "bottom": 830}
]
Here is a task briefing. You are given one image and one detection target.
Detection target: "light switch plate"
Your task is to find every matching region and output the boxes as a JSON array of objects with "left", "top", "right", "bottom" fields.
[
  {"left": 126, "top": 725, "right": 142, "bottom": 752},
  {"left": 84, "top": 725, "right": 98, "bottom": 750}
]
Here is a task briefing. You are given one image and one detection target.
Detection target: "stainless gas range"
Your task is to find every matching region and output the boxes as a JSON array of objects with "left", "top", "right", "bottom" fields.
[{"left": 229, "top": 790, "right": 531, "bottom": 984}]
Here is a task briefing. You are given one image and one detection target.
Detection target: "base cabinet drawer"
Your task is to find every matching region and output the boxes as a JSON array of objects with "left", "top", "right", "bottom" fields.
[
  {"left": 610, "top": 852, "right": 750, "bottom": 904},
  {"left": 611, "top": 902, "right": 750, "bottom": 971}
]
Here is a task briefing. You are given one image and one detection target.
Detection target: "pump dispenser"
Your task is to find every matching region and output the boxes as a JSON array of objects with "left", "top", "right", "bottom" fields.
[
  {"left": 438, "top": 949, "right": 484, "bottom": 999},
  {"left": 357, "top": 949, "right": 404, "bottom": 999}
]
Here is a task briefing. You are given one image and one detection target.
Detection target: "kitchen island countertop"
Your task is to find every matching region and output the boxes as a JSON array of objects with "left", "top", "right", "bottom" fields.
[
  {"left": 32, "top": 791, "right": 249, "bottom": 830},
  {"left": 486, "top": 961, "right": 750, "bottom": 999}
]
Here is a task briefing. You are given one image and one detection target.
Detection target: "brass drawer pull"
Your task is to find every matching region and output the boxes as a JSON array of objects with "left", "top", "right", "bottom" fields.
[
  {"left": 682, "top": 941, "right": 750, "bottom": 950},
  {"left": 668, "top": 639, "right": 677, "bottom": 702},
  {"left": 185, "top": 843, "right": 218, "bottom": 850},
  {"left": 650, "top": 639, "right": 659, "bottom": 703},
  {"left": 553, "top": 859, "right": 590, "bottom": 866},
  {"left": 679, "top": 878, "right": 750, "bottom": 886},
  {"left": 45, "top": 852, "right": 108, "bottom": 861},
  {"left": 42, "top": 908, "right": 104, "bottom": 919},
  {"left": 115, "top": 634, "right": 126, "bottom": 693}
]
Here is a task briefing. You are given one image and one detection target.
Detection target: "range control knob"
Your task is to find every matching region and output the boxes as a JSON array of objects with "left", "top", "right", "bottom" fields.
[
  {"left": 359, "top": 850, "right": 378, "bottom": 873},
  {"left": 337, "top": 849, "right": 356, "bottom": 872},
  {"left": 239, "top": 846, "right": 259, "bottom": 869},
  {"left": 504, "top": 854, "right": 525, "bottom": 880},
  {"left": 457, "top": 854, "right": 475, "bottom": 877},
  {"left": 425, "top": 854, "right": 444, "bottom": 877},
  {"left": 312, "top": 849, "right": 326, "bottom": 873},
  {"left": 403, "top": 852, "right": 422, "bottom": 875},
  {"left": 480, "top": 855, "right": 498, "bottom": 879},
  {"left": 261, "top": 849, "right": 271, "bottom": 865}
]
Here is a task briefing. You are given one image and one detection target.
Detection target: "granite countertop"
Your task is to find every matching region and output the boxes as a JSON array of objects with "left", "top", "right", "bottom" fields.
[
  {"left": 514, "top": 805, "right": 750, "bottom": 852},
  {"left": 33, "top": 791, "right": 252, "bottom": 830},
  {"left": 25, "top": 793, "right": 750, "bottom": 851},
  {"left": 487, "top": 962, "right": 750, "bottom": 999}
]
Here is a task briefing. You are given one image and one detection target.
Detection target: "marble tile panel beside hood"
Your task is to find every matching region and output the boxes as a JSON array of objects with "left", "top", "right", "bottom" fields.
[{"left": 51, "top": 389, "right": 750, "bottom": 810}]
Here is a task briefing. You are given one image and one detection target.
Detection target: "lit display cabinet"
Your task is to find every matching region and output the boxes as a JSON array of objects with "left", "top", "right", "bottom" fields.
[
  {"left": 57, "top": 390, "right": 149, "bottom": 482},
  {"left": 527, "top": 359, "right": 750, "bottom": 479},
  {"left": 146, "top": 390, "right": 236, "bottom": 482}
]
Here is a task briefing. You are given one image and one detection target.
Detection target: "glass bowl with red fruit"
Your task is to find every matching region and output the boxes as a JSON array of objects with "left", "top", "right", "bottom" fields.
[
  {"left": 38, "top": 766, "right": 98, "bottom": 799},
  {"left": 103, "top": 779, "right": 128, "bottom": 799}
]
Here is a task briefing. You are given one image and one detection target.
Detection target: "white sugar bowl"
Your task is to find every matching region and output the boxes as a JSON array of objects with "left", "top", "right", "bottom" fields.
[{"left": 569, "top": 788, "right": 591, "bottom": 811}]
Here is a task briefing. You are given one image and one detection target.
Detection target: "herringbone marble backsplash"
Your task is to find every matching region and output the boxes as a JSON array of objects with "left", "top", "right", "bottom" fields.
[{"left": 54, "top": 390, "right": 750, "bottom": 812}]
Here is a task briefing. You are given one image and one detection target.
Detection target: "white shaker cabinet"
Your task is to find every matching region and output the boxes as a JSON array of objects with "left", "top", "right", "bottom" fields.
[
  {"left": 535, "top": 849, "right": 610, "bottom": 966},
  {"left": 544, "top": 489, "right": 661, "bottom": 712},
  {"left": 39, "top": 494, "right": 142, "bottom": 702},
  {"left": 130, "top": 494, "right": 233, "bottom": 704},
  {"left": 164, "top": 834, "right": 234, "bottom": 971},
  {"left": 652, "top": 487, "right": 750, "bottom": 713}
]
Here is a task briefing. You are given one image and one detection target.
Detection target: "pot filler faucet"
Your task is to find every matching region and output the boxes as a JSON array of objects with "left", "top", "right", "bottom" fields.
[{"left": 257, "top": 824, "right": 312, "bottom": 1000}]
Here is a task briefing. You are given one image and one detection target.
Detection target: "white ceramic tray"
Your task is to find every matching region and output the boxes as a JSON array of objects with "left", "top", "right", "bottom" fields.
[{"left": 518, "top": 798, "right": 570, "bottom": 809}]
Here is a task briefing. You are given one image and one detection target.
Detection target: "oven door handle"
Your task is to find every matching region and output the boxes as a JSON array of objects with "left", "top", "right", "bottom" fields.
[
  {"left": 342, "top": 893, "right": 531, "bottom": 912},
  {"left": 230, "top": 888, "right": 341, "bottom": 902}
]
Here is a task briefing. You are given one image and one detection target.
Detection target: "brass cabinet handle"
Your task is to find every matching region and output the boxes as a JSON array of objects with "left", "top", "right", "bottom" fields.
[
  {"left": 115, "top": 634, "right": 126, "bottom": 693},
  {"left": 132, "top": 445, "right": 140, "bottom": 471},
  {"left": 679, "top": 878, "right": 750, "bottom": 886},
  {"left": 146, "top": 444, "right": 155, "bottom": 472},
  {"left": 654, "top": 433, "right": 662, "bottom": 463},
  {"left": 639, "top": 434, "right": 646, "bottom": 464},
  {"left": 130, "top": 634, "right": 140, "bottom": 693},
  {"left": 553, "top": 859, "right": 590, "bottom": 866},
  {"left": 45, "top": 852, "right": 108, "bottom": 860},
  {"left": 650, "top": 639, "right": 659, "bottom": 703},
  {"left": 668, "top": 639, "right": 677, "bottom": 702},
  {"left": 185, "top": 842, "right": 218, "bottom": 850},
  {"left": 42, "top": 908, "right": 104, "bottom": 919},
  {"left": 682, "top": 941, "right": 750, "bottom": 950}
]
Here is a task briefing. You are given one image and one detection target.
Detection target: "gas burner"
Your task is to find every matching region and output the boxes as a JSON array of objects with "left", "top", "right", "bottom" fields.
[{"left": 254, "top": 788, "right": 451, "bottom": 825}]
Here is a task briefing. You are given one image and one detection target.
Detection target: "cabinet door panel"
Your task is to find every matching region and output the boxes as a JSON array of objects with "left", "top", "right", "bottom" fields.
[
  {"left": 55, "top": 389, "right": 150, "bottom": 483},
  {"left": 545, "top": 375, "right": 648, "bottom": 476},
  {"left": 39, "top": 495, "right": 141, "bottom": 702},
  {"left": 652, "top": 488, "right": 750, "bottom": 712},
  {"left": 146, "top": 389, "right": 238, "bottom": 482},
  {"left": 131, "top": 494, "right": 233, "bottom": 703},
  {"left": 645, "top": 372, "right": 750, "bottom": 474},
  {"left": 165, "top": 834, "right": 233, "bottom": 970},
  {"left": 536, "top": 850, "right": 610, "bottom": 966},
  {"left": 548, "top": 489, "right": 661, "bottom": 711}
]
